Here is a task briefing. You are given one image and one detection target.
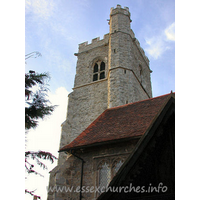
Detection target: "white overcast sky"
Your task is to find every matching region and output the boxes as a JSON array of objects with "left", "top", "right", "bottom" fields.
[{"left": 2, "top": 0, "right": 200, "bottom": 200}]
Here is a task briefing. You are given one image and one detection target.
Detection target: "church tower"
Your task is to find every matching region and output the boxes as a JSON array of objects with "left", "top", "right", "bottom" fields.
[
  {"left": 48, "top": 5, "right": 153, "bottom": 200},
  {"left": 58, "top": 5, "right": 152, "bottom": 165}
]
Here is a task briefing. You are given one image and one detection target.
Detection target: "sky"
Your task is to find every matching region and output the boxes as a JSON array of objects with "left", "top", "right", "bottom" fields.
[{"left": 24, "top": 0, "right": 175, "bottom": 199}]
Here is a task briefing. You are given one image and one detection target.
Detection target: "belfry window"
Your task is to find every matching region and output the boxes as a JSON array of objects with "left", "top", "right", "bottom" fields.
[
  {"left": 93, "top": 61, "right": 106, "bottom": 81},
  {"left": 93, "top": 74, "right": 98, "bottom": 81},
  {"left": 94, "top": 63, "right": 98, "bottom": 73},
  {"left": 100, "top": 62, "right": 105, "bottom": 71}
]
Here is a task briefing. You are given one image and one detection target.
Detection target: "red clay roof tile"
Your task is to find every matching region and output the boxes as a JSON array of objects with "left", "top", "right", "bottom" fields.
[{"left": 59, "top": 93, "right": 174, "bottom": 152}]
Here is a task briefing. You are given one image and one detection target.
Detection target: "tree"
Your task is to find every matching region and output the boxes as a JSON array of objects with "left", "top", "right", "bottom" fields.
[
  {"left": 25, "top": 70, "right": 55, "bottom": 129},
  {"left": 25, "top": 52, "right": 57, "bottom": 199}
]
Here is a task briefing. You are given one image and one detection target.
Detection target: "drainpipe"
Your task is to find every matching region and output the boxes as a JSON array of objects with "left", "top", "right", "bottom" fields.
[{"left": 66, "top": 150, "right": 85, "bottom": 200}]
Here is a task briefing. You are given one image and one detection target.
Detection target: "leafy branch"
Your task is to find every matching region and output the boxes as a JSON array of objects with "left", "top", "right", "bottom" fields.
[
  {"left": 25, "top": 151, "right": 57, "bottom": 176},
  {"left": 25, "top": 52, "right": 57, "bottom": 199},
  {"left": 25, "top": 71, "right": 57, "bottom": 129}
]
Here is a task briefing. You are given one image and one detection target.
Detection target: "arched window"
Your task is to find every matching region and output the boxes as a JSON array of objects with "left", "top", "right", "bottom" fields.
[
  {"left": 97, "top": 158, "right": 124, "bottom": 193},
  {"left": 98, "top": 161, "right": 111, "bottom": 190},
  {"left": 94, "top": 63, "right": 98, "bottom": 73},
  {"left": 100, "top": 61, "right": 105, "bottom": 71},
  {"left": 93, "top": 61, "right": 106, "bottom": 81}
]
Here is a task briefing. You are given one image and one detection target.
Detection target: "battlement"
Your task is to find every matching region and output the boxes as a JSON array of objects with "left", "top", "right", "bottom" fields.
[
  {"left": 110, "top": 4, "right": 129, "bottom": 12},
  {"left": 110, "top": 5, "right": 130, "bottom": 17},
  {"left": 78, "top": 33, "right": 109, "bottom": 53}
]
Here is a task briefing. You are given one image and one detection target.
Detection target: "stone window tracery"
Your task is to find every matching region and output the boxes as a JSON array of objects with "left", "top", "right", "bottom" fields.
[
  {"left": 97, "top": 158, "right": 125, "bottom": 194},
  {"left": 93, "top": 61, "right": 106, "bottom": 81}
]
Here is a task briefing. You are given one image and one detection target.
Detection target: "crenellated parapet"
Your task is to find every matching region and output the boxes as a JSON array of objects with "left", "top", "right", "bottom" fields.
[
  {"left": 110, "top": 4, "right": 130, "bottom": 17},
  {"left": 78, "top": 33, "right": 109, "bottom": 54}
]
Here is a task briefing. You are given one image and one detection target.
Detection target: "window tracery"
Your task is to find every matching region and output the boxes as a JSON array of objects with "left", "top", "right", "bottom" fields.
[
  {"left": 97, "top": 158, "right": 125, "bottom": 194},
  {"left": 93, "top": 61, "right": 106, "bottom": 81}
]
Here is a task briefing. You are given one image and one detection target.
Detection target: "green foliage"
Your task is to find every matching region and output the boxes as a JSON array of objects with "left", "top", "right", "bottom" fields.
[
  {"left": 25, "top": 71, "right": 57, "bottom": 129},
  {"left": 25, "top": 71, "right": 49, "bottom": 100},
  {"left": 25, "top": 53, "right": 57, "bottom": 198},
  {"left": 25, "top": 151, "right": 57, "bottom": 176}
]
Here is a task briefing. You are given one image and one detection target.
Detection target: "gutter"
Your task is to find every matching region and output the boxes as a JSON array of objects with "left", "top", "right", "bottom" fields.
[{"left": 66, "top": 150, "right": 85, "bottom": 200}]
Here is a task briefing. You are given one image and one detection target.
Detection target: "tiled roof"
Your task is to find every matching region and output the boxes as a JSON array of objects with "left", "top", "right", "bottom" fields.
[{"left": 59, "top": 93, "right": 174, "bottom": 152}]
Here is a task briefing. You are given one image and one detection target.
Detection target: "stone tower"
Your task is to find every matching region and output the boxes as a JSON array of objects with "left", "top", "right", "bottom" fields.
[
  {"left": 48, "top": 7, "right": 153, "bottom": 199},
  {"left": 58, "top": 5, "right": 152, "bottom": 165}
]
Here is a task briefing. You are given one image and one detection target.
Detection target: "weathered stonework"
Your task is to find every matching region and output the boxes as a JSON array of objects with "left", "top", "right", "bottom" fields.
[
  {"left": 48, "top": 5, "right": 152, "bottom": 200},
  {"left": 49, "top": 139, "right": 139, "bottom": 200}
]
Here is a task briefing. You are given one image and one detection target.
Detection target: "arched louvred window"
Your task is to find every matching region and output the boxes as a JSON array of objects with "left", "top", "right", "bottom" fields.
[{"left": 93, "top": 61, "right": 106, "bottom": 82}]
